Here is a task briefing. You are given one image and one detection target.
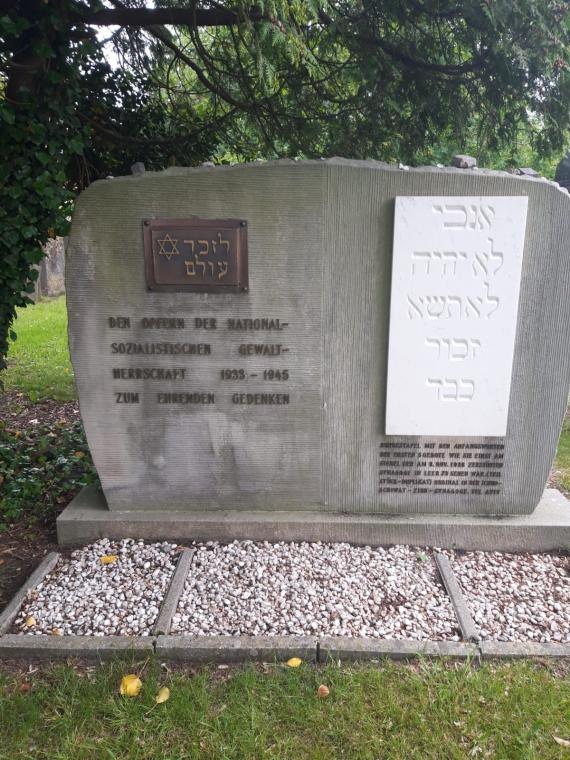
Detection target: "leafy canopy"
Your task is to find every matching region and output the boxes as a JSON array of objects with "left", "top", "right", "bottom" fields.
[{"left": 1, "top": 0, "right": 569, "bottom": 374}]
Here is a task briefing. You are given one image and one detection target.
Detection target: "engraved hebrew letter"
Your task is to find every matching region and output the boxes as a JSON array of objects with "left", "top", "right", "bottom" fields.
[
  {"left": 445, "top": 296, "right": 461, "bottom": 318},
  {"left": 470, "top": 338, "right": 481, "bottom": 357},
  {"left": 425, "top": 338, "right": 441, "bottom": 356},
  {"left": 183, "top": 239, "right": 195, "bottom": 255},
  {"left": 407, "top": 295, "right": 424, "bottom": 319},
  {"left": 442, "top": 204, "right": 468, "bottom": 229},
  {"left": 479, "top": 205, "right": 495, "bottom": 230},
  {"left": 426, "top": 296, "right": 446, "bottom": 318},
  {"left": 195, "top": 256, "right": 206, "bottom": 276},
  {"left": 465, "top": 297, "right": 482, "bottom": 318},
  {"left": 217, "top": 261, "right": 229, "bottom": 279},
  {"left": 185, "top": 260, "right": 196, "bottom": 276},
  {"left": 483, "top": 282, "right": 500, "bottom": 317},
  {"left": 427, "top": 378, "right": 444, "bottom": 400},
  {"left": 212, "top": 232, "right": 230, "bottom": 256},
  {"left": 459, "top": 379, "right": 475, "bottom": 400},
  {"left": 412, "top": 251, "right": 432, "bottom": 275},
  {"left": 450, "top": 338, "right": 469, "bottom": 360},
  {"left": 488, "top": 238, "right": 504, "bottom": 274},
  {"left": 442, "top": 251, "right": 467, "bottom": 275},
  {"left": 208, "top": 261, "right": 215, "bottom": 276},
  {"left": 197, "top": 240, "right": 209, "bottom": 256},
  {"left": 441, "top": 378, "right": 460, "bottom": 400}
]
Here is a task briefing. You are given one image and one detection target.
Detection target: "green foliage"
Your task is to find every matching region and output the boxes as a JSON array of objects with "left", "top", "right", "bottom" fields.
[
  {"left": 1, "top": 0, "right": 570, "bottom": 377},
  {"left": 0, "top": 419, "right": 98, "bottom": 528}
]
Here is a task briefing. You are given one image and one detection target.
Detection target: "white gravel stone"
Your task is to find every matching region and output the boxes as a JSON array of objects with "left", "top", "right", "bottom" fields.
[
  {"left": 449, "top": 551, "right": 570, "bottom": 643},
  {"left": 14, "top": 539, "right": 179, "bottom": 636},
  {"left": 172, "top": 541, "right": 459, "bottom": 640}
]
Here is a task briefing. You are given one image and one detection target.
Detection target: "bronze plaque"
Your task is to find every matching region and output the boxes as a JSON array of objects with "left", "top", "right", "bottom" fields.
[{"left": 143, "top": 218, "right": 248, "bottom": 292}]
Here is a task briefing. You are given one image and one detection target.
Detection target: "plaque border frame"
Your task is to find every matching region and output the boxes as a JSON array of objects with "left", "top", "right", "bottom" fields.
[{"left": 143, "top": 217, "right": 249, "bottom": 293}]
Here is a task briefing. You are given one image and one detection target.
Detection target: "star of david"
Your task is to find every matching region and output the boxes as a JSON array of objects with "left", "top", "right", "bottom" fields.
[{"left": 156, "top": 233, "right": 180, "bottom": 260}]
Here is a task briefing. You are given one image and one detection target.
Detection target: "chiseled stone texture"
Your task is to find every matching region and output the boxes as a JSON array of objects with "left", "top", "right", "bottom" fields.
[{"left": 67, "top": 160, "right": 570, "bottom": 515}]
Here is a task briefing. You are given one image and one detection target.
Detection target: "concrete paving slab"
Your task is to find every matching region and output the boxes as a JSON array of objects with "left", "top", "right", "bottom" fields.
[
  {"left": 0, "top": 634, "right": 154, "bottom": 660},
  {"left": 153, "top": 548, "right": 195, "bottom": 635},
  {"left": 0, "top": 553, "right": 60, "bottom": 634},
  {"left": 155, "top": 635, "right": 316, "bottom": 663},
  {"left": 57, "top": 486, "right": 570, "bottom": 551},
  {"left": 480, "top": 640, "right": 570, "bottom": 658},
  {"left": 434, "top": 553, "right": 480, "bottom": 642}
]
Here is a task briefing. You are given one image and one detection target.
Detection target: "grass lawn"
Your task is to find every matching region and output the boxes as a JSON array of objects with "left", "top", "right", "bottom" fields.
[
  {"left": 2, "top": 296, "right": 75, "bottom": 401},
  {"left": 1, "top": 659, "right": 570, "bottom": 759}
]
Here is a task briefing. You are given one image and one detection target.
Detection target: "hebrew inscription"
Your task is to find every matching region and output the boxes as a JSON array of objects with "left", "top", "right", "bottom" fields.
[
  {"left": 386, "top": 196, "right": 528, "bottom": 436},
  {"left": 143, "top": 218, "right": 248, "bottom": 292}
]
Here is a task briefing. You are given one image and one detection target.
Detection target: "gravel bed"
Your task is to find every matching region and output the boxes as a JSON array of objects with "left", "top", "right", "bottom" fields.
[
  {"left": 172, "top": 541, "right": 460, "bottom": 639},
  {"left": 14, "top": 539, "right": 179, "bottom": 636},
  {"left": 450, "top": 551, "right": 570, "bottom": 643}
]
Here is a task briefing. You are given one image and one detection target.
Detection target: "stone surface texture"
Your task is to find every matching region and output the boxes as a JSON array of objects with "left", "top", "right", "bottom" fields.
[
  {"left": 449, "top": 550, "right": 570, "bottom": 642},
  {"left": 171, "top": 541, "right": 459, "bottom": 640},
  {"left": 67, "top": 160, "right": 570, "bottom": 516},
  {"left": 57, "top": 485, "right": 570, "bottom": 551},
  {"left": 14, "top": 539, "right": 178, "bottom": 636}
]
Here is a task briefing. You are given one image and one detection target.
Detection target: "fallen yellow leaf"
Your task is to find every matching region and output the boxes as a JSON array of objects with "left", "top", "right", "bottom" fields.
[
  {"left": 286, "top": 657, "right": 302, "bottom": 668},
  {"left": 51, "top": 628, "right": 62, "bottom": 636},
  {"left": 100, "top": 555, "right": 118, "bottom": 565},
  {"left": 155, "top": 686, "right": 170, "bottom": 704},
  {"left": 24, "top": 616, "right": 36, "bottom": 628},
  {"left": 554, "top": 736, "right": 570, "bottom": 747},
  {"left": 120, "top": 674, "right": 142, "bottom": 697},
  {"left": 317, "top": 684, "right": 330, "bottom": 699}
]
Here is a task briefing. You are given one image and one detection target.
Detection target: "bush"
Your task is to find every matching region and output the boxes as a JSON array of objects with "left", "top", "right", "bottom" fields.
[{"left": 0, "top": 419, "right": 98, "bottom": 528}]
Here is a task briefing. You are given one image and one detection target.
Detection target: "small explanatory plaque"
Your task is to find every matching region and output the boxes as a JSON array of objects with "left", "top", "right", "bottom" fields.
[
  {"left": 386, "top": 196, "right": 528, "bottom": 437},
  {"left": 144, "top": 218, "right": 248, "bottom": 293}
]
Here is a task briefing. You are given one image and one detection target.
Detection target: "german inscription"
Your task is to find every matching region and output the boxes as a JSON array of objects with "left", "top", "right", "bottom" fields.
[
  {"left": 386, "top": 196, "right": 528, "bottom": 436},
  {"left": 143, "top": 218, "right": 248, "bottom": 292}
]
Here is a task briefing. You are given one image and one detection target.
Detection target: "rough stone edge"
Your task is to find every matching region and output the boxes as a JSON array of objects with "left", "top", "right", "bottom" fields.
[
  {"left": 0, "top": 552, "right": 60, "bottom": 635},
  {"left": 479, "top": 641, "right": 570, "bottom": 659},
  {"left": 89, "top": 158, "right": 567, "bottom": 196},
  {"left": 434, "top": 553, "right": 480, "bottom": 643},
  {"left": 155, "top": 635, "right": 317, "bottom": 663},
  {"left": 152, "top": 548, "right": 195, "bottom": 635},
  {"left": 317, "top": 637, "right": 479, "bottom": 662},
  {"left": 0, "top": 634, "right": 154, "bottom": 660}
]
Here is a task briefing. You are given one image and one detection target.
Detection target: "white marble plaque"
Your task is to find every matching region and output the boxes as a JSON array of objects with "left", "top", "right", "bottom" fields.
[{"left": 386, "top": 196, "right": 528, "bottom": 436}]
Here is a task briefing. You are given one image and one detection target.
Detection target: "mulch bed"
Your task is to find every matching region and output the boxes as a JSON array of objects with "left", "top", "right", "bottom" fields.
[{"left": 0, "top": 390, "right": 79, "bottom": 431}]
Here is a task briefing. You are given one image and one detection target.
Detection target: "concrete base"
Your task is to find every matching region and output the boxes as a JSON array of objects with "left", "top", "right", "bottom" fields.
[{"left": 57, "top": 485, "right": 570, "bottom": 551}]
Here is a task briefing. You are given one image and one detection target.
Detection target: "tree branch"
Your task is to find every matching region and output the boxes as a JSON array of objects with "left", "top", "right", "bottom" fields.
[{"left": 85, "top": 6, "right": 263, "bottom": 28}]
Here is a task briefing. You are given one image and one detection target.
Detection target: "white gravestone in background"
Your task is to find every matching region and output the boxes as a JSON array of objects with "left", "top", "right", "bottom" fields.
[{"left": 386, "top": 196, "right": 528, "bottom": 437}]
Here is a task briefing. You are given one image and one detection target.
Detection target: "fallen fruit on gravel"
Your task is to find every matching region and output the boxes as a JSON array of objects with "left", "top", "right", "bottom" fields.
[{"left": 120, "top": 674, "right": 142, "bottom": 697}]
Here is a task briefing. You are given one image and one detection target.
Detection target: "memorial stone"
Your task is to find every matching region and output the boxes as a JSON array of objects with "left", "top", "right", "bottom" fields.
[{"left": 59, "top": 159, "right": 570, "bottom": 546}]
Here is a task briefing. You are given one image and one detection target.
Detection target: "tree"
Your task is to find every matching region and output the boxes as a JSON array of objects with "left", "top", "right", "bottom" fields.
[{"left": 1, "top": 0, "right": 569, "bottom": 375}]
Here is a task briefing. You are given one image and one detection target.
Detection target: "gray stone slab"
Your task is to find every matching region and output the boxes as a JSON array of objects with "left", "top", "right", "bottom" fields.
[
  {"left": 67, "top": 160, "right": 570, "bottom": 518},
  {"left": 155, "top": 635, "right": 316, "bottom": 663},
  {"left": 58, "top": 485, "right": 570, "bottom": 552},
  {"left": 318, "top": 637, "right": 478, "bottom": 661},
  {"left": 152, "top": 548, "right": 195, "bottom": 635},
  {"left": 434, "top": 553, "right": 480, "bottom": 642},
  {"left": 0, "top": 552, "right": 60, "bottom": 634},
  {"left": 479, "top": 640, "right": 570, "bottom": 659},
  {"left": 0, "top": 634, "right": 154, "bottom": 660}
]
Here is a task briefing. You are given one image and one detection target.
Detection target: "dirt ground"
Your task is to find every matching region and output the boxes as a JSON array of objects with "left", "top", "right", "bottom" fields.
[{"left": 0, "top": 391, "right": 78, "bottom": 611}]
